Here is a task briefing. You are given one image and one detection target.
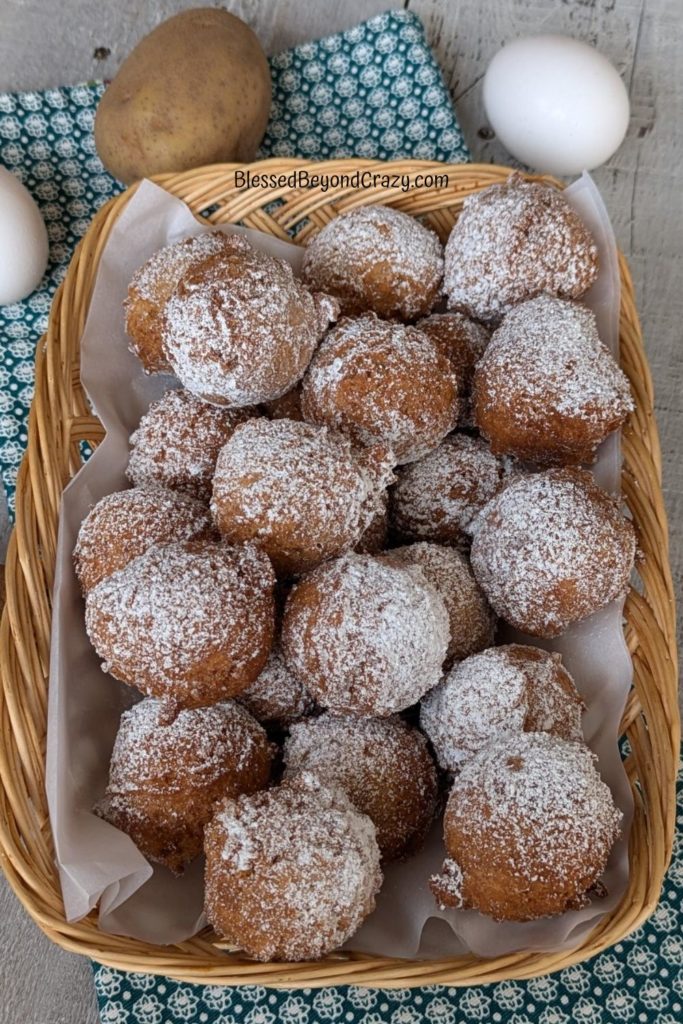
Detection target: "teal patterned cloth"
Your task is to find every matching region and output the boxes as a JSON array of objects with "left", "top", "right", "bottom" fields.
[
  {"left": 0, "top": 82, "right": 112, "bottom": 507},
  {"left": 261, "top": 14, "right": 467, "bottom": 161},
  {"left": 0, "top": 9, "right": 468, "bottom": 515},
  {"left": 1, "top": 8, "right": 680, "bottom": 1024}
]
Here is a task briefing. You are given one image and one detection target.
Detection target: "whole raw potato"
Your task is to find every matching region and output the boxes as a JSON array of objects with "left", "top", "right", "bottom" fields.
[{"left": 94, "top": 8, "right": 272, "bottom": 183}]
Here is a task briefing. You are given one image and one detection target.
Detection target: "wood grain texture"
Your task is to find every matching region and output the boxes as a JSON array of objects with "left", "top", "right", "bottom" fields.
[
  {"left": 0, "top": 888, "right": 99, "bottom": 1024},
  {"left": 0, "top": 0, "right": 393, "bottom": 87},
  {"left": 0, "top": 1, "right": 680, "bottom": 1021}
]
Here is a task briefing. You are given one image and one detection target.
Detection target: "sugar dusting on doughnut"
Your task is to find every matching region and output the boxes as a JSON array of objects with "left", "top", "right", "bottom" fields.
[
  {"left": 282, "top": 552, "right": 449, "bottom": 717},
  {"left": 284, "top": 713, "right": 438, "bottom": 861},
  {"left": 444, "top": 175, "right": 599, "bottom": 323},
  {"left": 85, "top": 539, "right": 275, "bottom": 707},
  {"left": 431, "top": 732, "right": 622, "bottom": 920},
  {"left": 301, "top": 314, "right": 459, "bottom": 464},
  {"left": 470, "top": 467, "right": 636, "bottom": 637},
  {"left": 390, "top": 433, "right": 506, "bottom": 547},
  {"left": 420, "top": 644, "right": 584, "bottom": 772},
  {"left": 238, "top": 646, "right": 316, "bottom": 726},
  {"left": 381, "top": 542, "right": 495, "bottom": 667},
  {"left": 211, "top": 417, "right": 394, "bottom": 576},
  {"left": 105, "top": 698, "right": 270, "bottom": 786},
  {"left": 74, "top": 484, "right": 212, "bottom": 594},
  {"left": 302, "top": 204, "right": 443, "bottom": 320},
  {"left": 127, "top": 388, "right": 255, "bottom": 501},
  {"left": 163, "top": 234, "right": 338, "bottom": 407},
  {"left": 204, "top": 771, "right": 382, "bottom": 961},
  {"left": 96, "top": 698, "right": 272, "bottom": 874},
  {"left": 125, "top": 232, "right": 233, "bottom": 373},
  {"left": 473, "top": 295, "right": 633, "bottom": 465},
  {"left": 129, "top": 232, "right": 230, "bottom": 306}
]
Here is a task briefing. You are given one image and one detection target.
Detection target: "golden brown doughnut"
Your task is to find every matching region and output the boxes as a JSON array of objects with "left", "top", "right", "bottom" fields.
[
  {"left": 85, "top": 538, "right": 276, "bottom": 709},
  {"left": 473, "top": 295, "right": 633, "bottom": 466},
  {"left": 162, "top": 234, "right": 338, "bottom": 407},
  {"left": 210, "top": 417, "right": 393, "bottom": 577},
  {"left": 74, "top": 485, "right": 211, "bottom": 594},
  {"left": 417, "top": 312, "right": 490, "bottom": 427},
  {"left": 125, "top": 232, "right": 233, "bottom": 373},
  {"left": 470, "top": 467, "right": 636, "bottom": 637},
  {"left": 96, "top": 698, "right": 272, "bottom": 874},
  {"left": 284, "top": 714, "right": 438, "bottom": 861},
  {"left": 204, "top": 772, "right": 382, "bottom": 961},
  {"left": 444, "top": 175, "right": 599, "bottom": 323},
  {"left": 390, "top": 433, "right": 506, "bottom": 548},
  {"left": 127, "top": 388, "right": 255, "bottom": 501},
  {"left": 430, "top": 732, "right": 621, "bottom": 920},
  {"left": 301, "top": 314, "right": 459, "bottom": 464},
  {"left": 420, "top": 644, "right": 584, "bottom": 772},
  {"left": 382, "top": 542, "right": 495, "bottom": 668},
  {"left": 301, "top": 205, "right": 443, "bottom": 320},
  {"left": 238, "top": 645, "right": 317, "bottom": 727},
  {"left": 281, "top": 552, "right": 449, "bottom": 717}
]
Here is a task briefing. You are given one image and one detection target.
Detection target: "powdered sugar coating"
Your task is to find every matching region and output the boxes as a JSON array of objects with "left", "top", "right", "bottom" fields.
[
  {"left": 418, "top": 312, "right": 490, "bottom": 427},
  {"left": 105, "top": 698, "right": 270, "bottom": 789},
  {"left": 125, "top": 232, "right": 232, "bottom": 373},
  {"left": 281, "top": 552, "right": 449, "bottom": 717},
  {"left": 382, "top": 543, "right": 495, "bottom": 667},
  {"left": 390, "top": 433, "right": 506, "bottom": 548},
  {"left": 96, "top": 697, "right": 272, "bottom": 874},
  {"left": 163, "top": 233, "right": 339, "bottom": 407},
  {"left": 433, "top": 858, "right": 464, "bottom": 908},
  {"left": 473, "top": 295, "right": 633, "bottom": 465},
  {"left": 73, "top": 484, "right": 211, "bottom": 594},
  {"left": 130, "top": 233, "right": 231, "bottom": 306},
  {"left": 238, "top": 646, "right": 316, "bottom": 726},
  {"left": 420, "top": 644, "right": 584, "bottom": 772},
  {"left": 204, "top": 771, "right": 382, "bottom": 961},
  {"left": 284, "top": 713, "right": 438, "bottom": 861},
  {"left": 211, "top": 418, "right": 394, "bottom": 577},
  {"left": 127, "top": 388, "right": 256, "bottom": 501},
  {"left": 301, "top": 314, "right": 459, "bottom": 464},
  {"left": 470, "top": 468, "right": 636, "bottom": 637},
  {"left": 444, "top": 175, "right": 599, "bottom": 323},
  {"left": 85, "top": 539, "right": 276, "bottom": 708},
  {"left": 301, "top": 204, "right": 443, "bottom": 320},
  {"left": 431, "top": 732, "right": 622, "bottom": 920}
]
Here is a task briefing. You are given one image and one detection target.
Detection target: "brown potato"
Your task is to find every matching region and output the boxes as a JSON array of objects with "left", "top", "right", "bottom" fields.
[{"left": 94, "top": 9, "right": 271, "bottom": 184}]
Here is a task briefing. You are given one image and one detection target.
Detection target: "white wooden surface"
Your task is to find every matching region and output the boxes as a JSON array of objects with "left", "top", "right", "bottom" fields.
[{"left": 0, "top": 1, "right": 680, "bottom": 1022}]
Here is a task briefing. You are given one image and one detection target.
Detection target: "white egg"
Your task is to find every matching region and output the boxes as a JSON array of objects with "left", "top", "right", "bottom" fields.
[
  {"left": 483, "top": 35, "right": 630, "bottom": 176},
  {"left": 0, "top": 166, "right": 49, "bottom": 305}
]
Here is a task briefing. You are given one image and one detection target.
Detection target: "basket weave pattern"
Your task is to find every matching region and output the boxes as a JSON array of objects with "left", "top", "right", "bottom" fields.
[{"left": 0, "top": 160, "right": 678, "bottom": 988}]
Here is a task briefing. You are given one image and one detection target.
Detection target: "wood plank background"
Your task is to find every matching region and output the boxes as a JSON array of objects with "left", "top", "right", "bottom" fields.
[{"left": 0, "top": 1, "right": 680, "bottom": 1021}]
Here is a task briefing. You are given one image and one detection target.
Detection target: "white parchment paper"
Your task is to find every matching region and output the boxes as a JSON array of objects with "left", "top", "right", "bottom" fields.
[{"left": 46, "top": 174, "right": 633, "bottom": 957}]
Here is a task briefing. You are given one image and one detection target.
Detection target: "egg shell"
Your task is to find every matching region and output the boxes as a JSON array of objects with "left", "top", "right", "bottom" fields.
[
  {"left": 483, "top": 34, "right": 630, "bottom": 176},
  {"left": 0, "top": 167, "right": 49, "bottom": 305}
]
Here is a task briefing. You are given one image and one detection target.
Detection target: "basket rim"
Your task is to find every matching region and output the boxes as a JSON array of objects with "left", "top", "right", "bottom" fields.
[{"left": 0, "top": 159, "right": 679, "bottom": 989}]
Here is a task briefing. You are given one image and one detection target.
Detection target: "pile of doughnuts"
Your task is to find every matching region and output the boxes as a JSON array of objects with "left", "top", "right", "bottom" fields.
[{"left": 77, "top": 174, "right": 634, "bottom": 962}]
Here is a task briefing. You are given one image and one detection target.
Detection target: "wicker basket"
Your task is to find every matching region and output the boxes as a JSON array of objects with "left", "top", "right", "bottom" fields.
[{"left": 0, "top": 160, "right": 678, "bottom": 989}]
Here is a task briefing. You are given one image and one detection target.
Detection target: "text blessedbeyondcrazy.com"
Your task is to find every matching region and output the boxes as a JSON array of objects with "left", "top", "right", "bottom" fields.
[{"left": 234, "top": 168, "right": 450, "bottom": 194}]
